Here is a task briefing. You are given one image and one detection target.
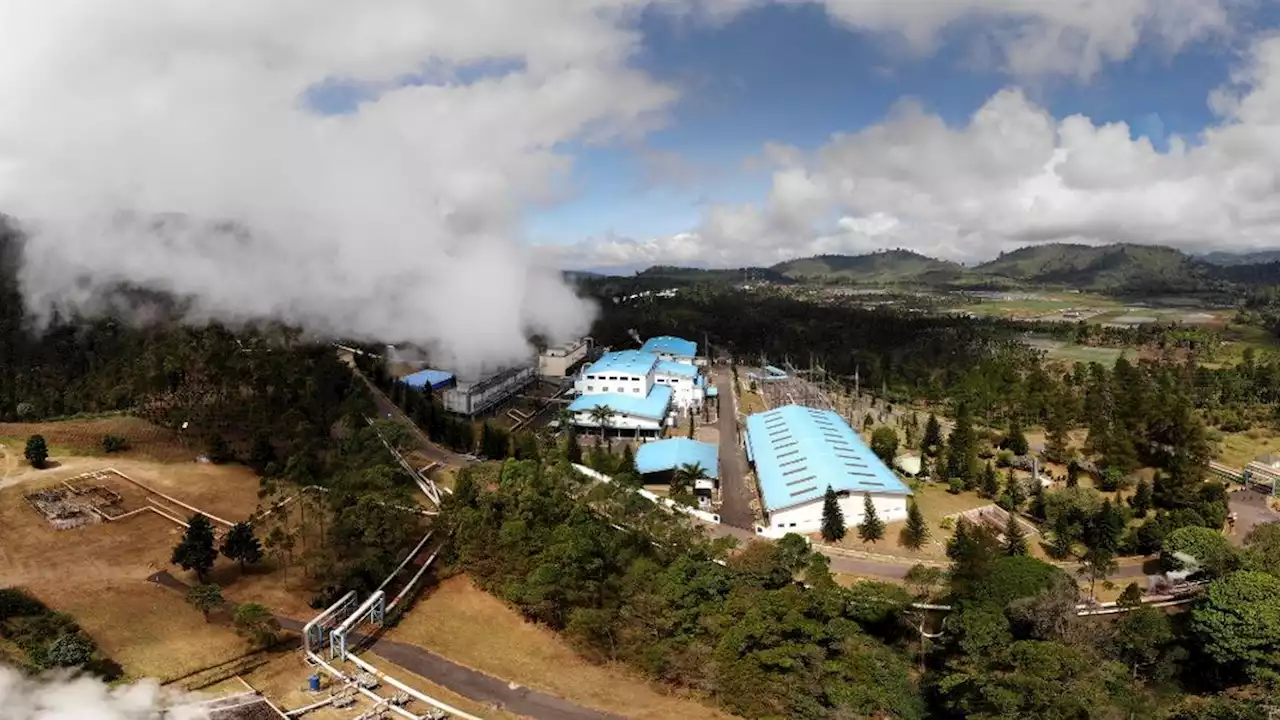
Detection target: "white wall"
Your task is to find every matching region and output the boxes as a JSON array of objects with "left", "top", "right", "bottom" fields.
[
  {"left": 539, "top": 339, "right": 588, "bottom": 377},
  {"left": 574, "top": 368, "right": 653, "bottom": 398},
  {"left": 572, "top": 410, "right": 664, "bottom": 432},
  {"left": 765, "top": 492, "right": 909, "bottom": 535},
  {"left": 652, "top": 371, "right": 705, "bottom": 411}
]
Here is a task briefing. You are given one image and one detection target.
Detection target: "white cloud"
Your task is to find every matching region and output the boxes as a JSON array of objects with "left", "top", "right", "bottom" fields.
[
  {"left": 0, "top": 0, "right": 686, "bottom": 372},
  {"left": 565, "top": 34, "right": 1280, "bottom": 271}
]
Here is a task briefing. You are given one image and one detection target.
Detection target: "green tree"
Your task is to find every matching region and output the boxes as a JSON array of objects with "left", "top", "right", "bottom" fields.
[
  {"left": 172, "top": 514, "right": 218, "bottom": 582},
  {"left": 670, "top": 462, "right": 705, "bottom": 507},
  {"left": 185, "top": 583, "right": 224, "bottom": 622},
  {"left": 46, "top": 634, "right": 95, "bottom": 668},
  {"left": 858, "top": 493, "right": 884, "bottom": 543},
  {"left": 1117, "top": 582, "right": 1144, "bottom": 608},
  {"left": 980, "top": 461, "right": 1000, "bottom": 499},
  {"left": 904, "top": 564, "right": 943, "bottom": 599},
  {"left": 1161, "top": 526, "right": 1238, "bottom": 578},
  {"left": 220, "top": 522, "right": 263, "bottom": 572},
  {"left": 589, "top": 405, "right": 615, "bottom": 440},
  {"left": 1043, "top": 405, "right": 1070, "bottom": 464},
  {"left": 1130, "top": 478, "right": 1153, "bottom": 518},
  {"left": 686, "top": 413, "right": 695, "bottom": 439},
  {"left": 922, "top": 414, "right": 942, "bottom": 456},
  {"left": 1243, "top": 522, "right": 1280, "bottom": 576},
  {"left": 863, "top": 412, "right": 874, "bottom": 431},
  {"left": 946, "top": 403, "right": 979, "bottom": 487},
  {"left": 870, "top": 426, "right": 899, "bottom": 464},
  {"left": 1111, "top": 605, "right": 1182, "bottom": 682},
  {"left": 1004, "top": 416, "right": 1029, "bottom": 456},
  {"left": 233, "top": 603, "right": 280, "bottom": 648},
  {"left": 1004, "top": 470, "right": 1026, "bottom": 511},
  {"left": 947, "top": 519, "right": 1002, "bottom": 598},
  {"left": 899, "top": 498, "right": 928, "bottom": 550},
  {"left": 1003, "top": 513, "right": 1028, "bottom": 556},
  {"left": 24, "top": 434, "right": 48, "bottom": 469},
  {"left": 247, "top": 434, "right": 276, "bottom": 473},
  {"left": 821, "top": 485, "right": 846, "bottom": 542},
  {"left": 1189, "top": 571, "right": 1280, "bottom": 682},
  {"left": 565, "top": 427, "right": 583, "bottom": 464},
  {"left": 1078, "top": 546, "right": 1118, "bottom": 599},
  {"left": 1065, "top": 459, "right": 1080, "bottom": 488},
  {"left": 205, "top": 434, "right": 231, "bottom": 464},
  {"left": 101, "top": 435, "right": 130, "bottom": 454}
]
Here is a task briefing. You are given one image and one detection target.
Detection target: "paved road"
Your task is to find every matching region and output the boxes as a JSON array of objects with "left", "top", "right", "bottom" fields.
[
  {"left": 714, "top": 369, "right": 755, "bottom": 530},
  {"left": 360, "top": 373, "right": 463, "bottom": 468},
  {"left": 1229, "top": 487, "right": 1279, "bottom": 542},
  {"left": 151, "top": 571, "right": 622, "bottom": 720}
]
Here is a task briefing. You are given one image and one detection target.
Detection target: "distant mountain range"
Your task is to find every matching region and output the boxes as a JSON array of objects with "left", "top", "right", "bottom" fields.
[{"left": 585, "top": 243, "right": 1280, "bottom": 295}]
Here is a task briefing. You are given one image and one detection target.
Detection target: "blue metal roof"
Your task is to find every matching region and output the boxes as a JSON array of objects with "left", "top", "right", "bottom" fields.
[
  {"left": 640, "top": 336, "right": 697, "bottom": 357},
  {"left": 569, "top": 384, "right": 673, "bottom": 420},
  {"left": 744, "top": 404, "right": 910, "bottom": 513},
  {"left": 655, "top": 360, "right": 698, "bottom": 378},
  {"left": 403, "top": 369, "right": 456, "bottom": 390},
  {"left": 635, "top": 439, "right": 719, "bottom": 479},
  {"left": 584, "top": 350, "right": 659, "bottom": 378}
]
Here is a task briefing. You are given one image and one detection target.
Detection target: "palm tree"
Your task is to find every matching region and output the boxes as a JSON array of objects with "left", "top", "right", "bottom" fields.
[
  {"left": 589, "top": 405, "right": 615, "bottom": 440},
  {"left": 671, "top": 462, "right": 708, "bottom": 505},
  {"left": 554, "top": 406, "right": 576, "bottom": 433}
]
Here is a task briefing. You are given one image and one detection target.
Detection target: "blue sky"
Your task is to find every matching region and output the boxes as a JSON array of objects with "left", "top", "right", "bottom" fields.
[{"left": 523, "top": 2, "right": 1245, "bottom": 248}]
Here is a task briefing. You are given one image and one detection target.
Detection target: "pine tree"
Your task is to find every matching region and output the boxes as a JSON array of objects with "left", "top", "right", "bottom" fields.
[
  {"left": 248, "top": 434, "right": 276, "bottom": 473},
  {"left": 619, "top": 444, "right": 636, "bottom": 475},
  {"left": 946, "top": 403, "right": 978, "bottom": 486},
  {"left": 687, "top": 413, "right": 695, "bottom": 439},
  {"left": 922, "top": 414, "right": 942, "bottom": 456},
  {"left": 1044, "top": 404, "right": 1070, "bottom": 464},
  {"left": 1005, "top": 469, "right": 1027, "bottom": 510},
  {"left": 23, "top": 434, "right": 48, "bottom": 469},
  {"left": 820, "top": 486, "right": 846, "bottom": 542},
  {"left": 1003, "top": 512, "right": 1028, "bottom": 556},
  {"left": 980, "top": 461, "right": 1000, "bottom": 498},
  {"left": 1028, "top": 472, "right": 1047, "bottom": 519},
  {"left": 1066, "top": 459, "right": 1081, "bottom": 488},
  {"left": 863, "top": 413, "right": 874, "bottom": 431},
  {"left": 220, "top": 522, "right": 263, "bottom": 572},
  {"left": 1005, "top": 416, "right": 1030, "bottom": 456},
  {"left": 858, "top": 493, "right": 885, "bottom": 543},
  {"left": 1131, "top": 477, "right": 1153, "bottom": 518},
  {"left": 900, "top": 499, "right": 929, "bottom": 550},
  {"left": 172, "top": 514, "right": 218, "bottom": 582}
]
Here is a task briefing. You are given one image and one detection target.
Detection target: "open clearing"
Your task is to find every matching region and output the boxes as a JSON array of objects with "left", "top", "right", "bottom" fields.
[
  {"left": 385, "top": 575, "right": 734, "bottom": 720},
  {"left": 0, "top": 415, "right": 193, "bottom": 463},
  {"left": 0, "top": 422, "right": 267, "bottom": 681},
  {"left": 1217, "top": 428, "right": 1280, "bottom": 468}
]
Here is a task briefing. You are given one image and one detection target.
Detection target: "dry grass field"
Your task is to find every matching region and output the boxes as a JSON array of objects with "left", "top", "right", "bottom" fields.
[
  {"left": 385, "top": 575, "right": 734, "bottom": 720},
  {"left": 0, "top": 415, "right": 194, "bottom": 463},
  {"left": 0, "top": 421, "right": 271, "bottom": 681}
]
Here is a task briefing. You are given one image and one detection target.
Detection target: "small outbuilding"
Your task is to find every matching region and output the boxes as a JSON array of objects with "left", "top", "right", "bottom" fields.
[{"left": 635, "top": 438, "right": 719, "bottom": 507}]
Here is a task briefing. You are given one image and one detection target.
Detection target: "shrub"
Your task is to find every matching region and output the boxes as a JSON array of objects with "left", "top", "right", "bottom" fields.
[
  {"left": 102, "top": 435, "right": 130, "bottom": 453},
  {"left": 948, "top": 478, "right": 965, "bottom": 494},
  {"left": 1161, "top": 526, "right": 1238, "bottom": 578},
  {"left": 995, "top": 450, "right": 1014, "bottom": 468}
]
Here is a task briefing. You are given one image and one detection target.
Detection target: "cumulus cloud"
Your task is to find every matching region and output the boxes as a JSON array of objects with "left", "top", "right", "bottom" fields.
[
  {"left": 0, "top": 665, "right": 202, "bottom": 720},
  {"left": 0, "top": 0, "right": 689, "bottom": 372},
  {"left": 565, "top": 34, "right": 1280, "bottom": 271}
]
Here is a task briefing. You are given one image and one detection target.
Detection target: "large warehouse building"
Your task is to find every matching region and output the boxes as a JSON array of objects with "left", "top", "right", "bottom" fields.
[
  {"left": 745, "top": 404, "right": 912, "bottom": 535},
  {"left": 639, "top": 336, "right": 699, "bottom": 365}
]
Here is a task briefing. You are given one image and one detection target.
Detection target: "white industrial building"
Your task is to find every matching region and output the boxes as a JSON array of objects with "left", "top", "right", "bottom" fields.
[
  {"left": 441, "top": 365, "right": 536, "bottom": 417},
  {"left": 745, "top": 404, "right": 912, "bottom": 536},
  {"left": 538, "top": 337, "right": 594, "bottom": 378},
  {"left": 570, "top": 350, "right": 674, "bottom": 435},
  {"left": 652, "top": 359, "right": 707, "bottom": 412},
  {"left": 640, "top": 336, "right": 699, "bottom": 365}
]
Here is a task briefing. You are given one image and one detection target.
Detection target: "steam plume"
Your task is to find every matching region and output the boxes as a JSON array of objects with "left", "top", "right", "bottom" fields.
[
  {"left": 0, "top": 1, "right": 675, "bottom": 371},
  {"left": 0, "top": 665, "right": 203, "bottom": 720}
]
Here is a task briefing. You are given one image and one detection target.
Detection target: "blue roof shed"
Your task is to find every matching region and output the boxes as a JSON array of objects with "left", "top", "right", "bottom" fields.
[
  {"left": 569, "top": 384, "right": 673, "bottom": 420},
  {"left": 640, "top": 336, "right": 697, "bottom": 357},
  {"left": 403, "top": 369, "right": 456, "bottom": 391},
  {"left": 635, "top": 438, "right": 719, "bottom": 479},
  {"left": 584, "top": 350, "right": 659, "bottom": 378},
  {"left": 744, "top": 404, "right": 910, "bottom": 513}
]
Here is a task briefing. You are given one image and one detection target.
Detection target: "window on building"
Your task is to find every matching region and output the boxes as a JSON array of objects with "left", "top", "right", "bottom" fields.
[{"left": 587, "top": 386, "right": 594, "bottom": 392}]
